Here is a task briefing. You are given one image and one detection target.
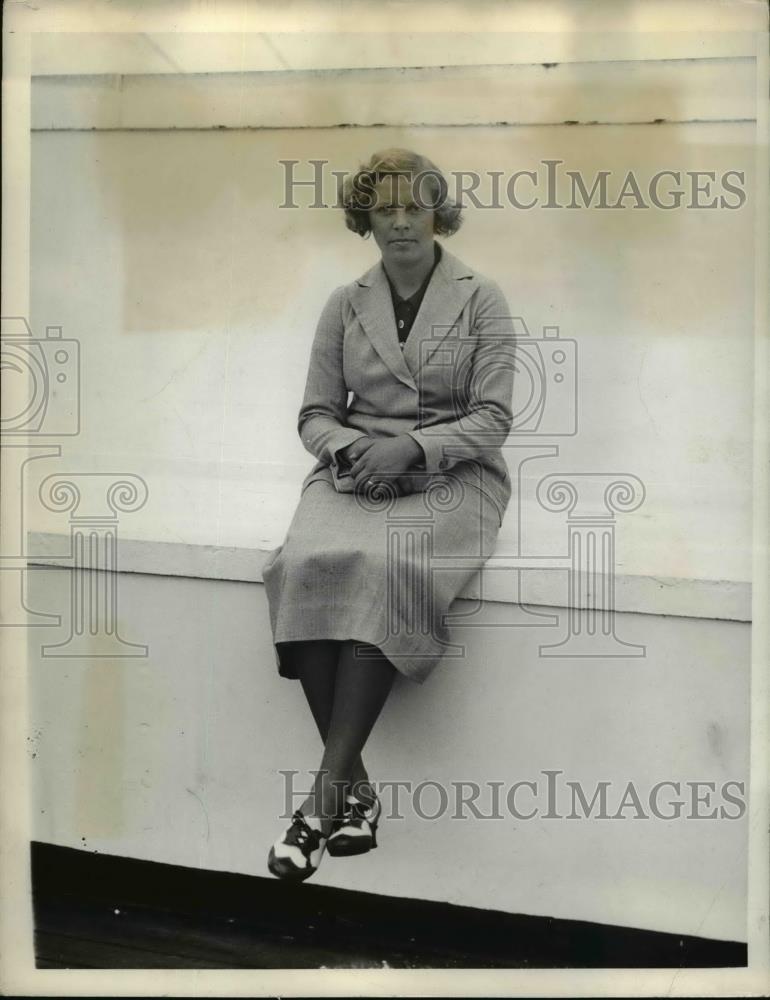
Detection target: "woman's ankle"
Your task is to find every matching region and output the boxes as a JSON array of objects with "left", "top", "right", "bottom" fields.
[
  {"left": 349, "top": 777, "right": 377, "bottom": 807},
  {"left": 303, "top": 775, "right": 349, "bottom": 821}
]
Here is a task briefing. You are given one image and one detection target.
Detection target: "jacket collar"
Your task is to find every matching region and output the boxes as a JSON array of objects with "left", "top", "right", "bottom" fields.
[{"left": 349, "top": 243, "right": 479, "bottom": 390}]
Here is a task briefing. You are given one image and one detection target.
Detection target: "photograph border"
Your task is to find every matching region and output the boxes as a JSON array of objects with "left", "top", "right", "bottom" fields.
[{"left": 1, "top": 2, "right": 768, "bottom": 996}]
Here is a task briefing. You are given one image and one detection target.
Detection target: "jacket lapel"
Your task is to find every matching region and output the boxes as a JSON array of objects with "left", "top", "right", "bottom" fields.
[
  {"left": 402, "top": 247, "right": 478, "bottom": 378},
  {"left": 348, "top": 245, "right": 479, "bottom": 391}
]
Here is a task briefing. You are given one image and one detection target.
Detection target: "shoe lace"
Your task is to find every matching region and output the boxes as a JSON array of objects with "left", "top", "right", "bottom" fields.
[{"left": 288, "top": 810, "right": 321, "bottom": 849}]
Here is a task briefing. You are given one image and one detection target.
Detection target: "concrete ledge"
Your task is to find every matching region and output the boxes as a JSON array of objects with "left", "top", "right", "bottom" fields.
[{"left": 25, "top": 531, "right": 751, "bottom": 622}]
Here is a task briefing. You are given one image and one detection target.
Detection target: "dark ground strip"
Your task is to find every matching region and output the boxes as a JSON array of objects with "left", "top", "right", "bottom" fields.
[{"left": 31, "top": 841, "right": 748, "bottom": 970}]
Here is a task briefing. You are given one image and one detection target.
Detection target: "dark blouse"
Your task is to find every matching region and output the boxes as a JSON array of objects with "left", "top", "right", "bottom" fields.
[
  {"left": 337, "top": 243, "right": 441, "bottom": 474},
  {"left": 386, "top": 241, "right": 443, "bottom": 347}
]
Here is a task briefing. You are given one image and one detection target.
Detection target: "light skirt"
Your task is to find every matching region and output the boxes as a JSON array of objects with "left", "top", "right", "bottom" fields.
[{"left": 262, "top": 472, "right": 502, "bottom": 684}]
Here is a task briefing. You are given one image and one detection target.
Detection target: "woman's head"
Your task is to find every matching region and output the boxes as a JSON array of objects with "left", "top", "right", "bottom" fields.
[{"left": 339, "top": 148, "right": 463, "bottom": 244}]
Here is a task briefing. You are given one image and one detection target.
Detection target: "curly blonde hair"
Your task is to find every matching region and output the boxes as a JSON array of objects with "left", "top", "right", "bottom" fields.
[{"left": 339, "top": 148, "right": 463, "bottom": 238}]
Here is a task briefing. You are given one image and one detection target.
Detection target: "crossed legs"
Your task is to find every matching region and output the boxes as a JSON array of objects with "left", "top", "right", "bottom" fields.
[{"left": 280, "top": 639, "right": 396, "bottom": 836}]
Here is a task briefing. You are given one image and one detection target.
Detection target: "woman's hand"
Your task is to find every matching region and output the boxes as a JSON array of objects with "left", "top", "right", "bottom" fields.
[
  {"left": 349, "top": 435, "right": 424, "bottom": 489},
  {"left": 337, "top": 436, "right": 374, "bottom": 470}
]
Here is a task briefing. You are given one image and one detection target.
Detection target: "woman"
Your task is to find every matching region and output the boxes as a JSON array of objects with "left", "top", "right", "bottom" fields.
[{"left": 262, "top": 148, "right": 515, "bottom": 881}]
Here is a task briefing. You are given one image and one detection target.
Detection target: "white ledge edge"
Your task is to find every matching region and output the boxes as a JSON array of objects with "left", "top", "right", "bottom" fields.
[{"left": 24, "top": 532, "right": 751, "bottom": 623}]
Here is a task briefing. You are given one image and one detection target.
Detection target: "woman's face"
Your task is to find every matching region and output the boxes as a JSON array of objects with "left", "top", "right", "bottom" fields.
[{"left": 368, "top": 174, "right": 436, "bottom": 265}]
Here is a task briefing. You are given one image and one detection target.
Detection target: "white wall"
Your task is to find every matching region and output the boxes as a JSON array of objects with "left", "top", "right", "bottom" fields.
[
  {"left": 27, "top": 55, "right": 756, "bottom": 589},
  {"left": 27, "top": 565, "right": 749, "bottom": 942}
]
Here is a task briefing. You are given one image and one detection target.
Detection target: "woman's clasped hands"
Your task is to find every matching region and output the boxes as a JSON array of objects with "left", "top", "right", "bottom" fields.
[{"left": 340, "top": 434, "right": 425, "bottom": 493}]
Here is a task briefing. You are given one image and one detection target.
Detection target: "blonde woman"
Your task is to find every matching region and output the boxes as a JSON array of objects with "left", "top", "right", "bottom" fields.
[{"left": 263, "top": 149, "right": 515, "bottom": 880}]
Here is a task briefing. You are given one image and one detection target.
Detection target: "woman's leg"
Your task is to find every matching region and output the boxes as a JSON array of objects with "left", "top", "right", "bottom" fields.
[
  {"left": 282, "top": 640, "right": 373, "bottom": 805},
  {"left": 298, "top": 640, "right": 397, "bottom": 834}
]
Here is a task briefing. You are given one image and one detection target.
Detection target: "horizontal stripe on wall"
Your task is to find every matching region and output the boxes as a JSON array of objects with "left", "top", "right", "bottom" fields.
[
  {"left": 32, "top": 58, "right": 756, "bottom": 131},
  {"left": 30, "top": 30, "right": 760, "bottom": 78}
]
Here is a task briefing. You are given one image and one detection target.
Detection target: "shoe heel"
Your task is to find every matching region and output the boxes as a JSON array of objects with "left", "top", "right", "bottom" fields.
[{"left": 370, "top": 820, "right": 378, "bottom": 849}]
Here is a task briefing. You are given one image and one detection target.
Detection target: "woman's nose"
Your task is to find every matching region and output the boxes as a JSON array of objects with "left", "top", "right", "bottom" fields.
[{"left": 392, "top": 209, "right": 409, "bottom": 229}]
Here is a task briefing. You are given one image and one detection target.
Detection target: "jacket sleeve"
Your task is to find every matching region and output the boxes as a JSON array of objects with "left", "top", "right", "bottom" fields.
[
  {"left": 406, "top": 279, "right": 515, "bottom": 474},
  {"left": 297, "top": 285, "right": 368, "bottom": 466}
]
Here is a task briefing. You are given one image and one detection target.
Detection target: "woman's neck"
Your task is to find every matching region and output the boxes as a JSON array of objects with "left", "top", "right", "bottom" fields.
[{"left": 382, "top": 242, "right": 436, "bottom": 298}]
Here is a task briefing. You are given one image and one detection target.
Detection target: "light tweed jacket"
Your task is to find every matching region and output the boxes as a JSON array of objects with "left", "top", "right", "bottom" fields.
[{"left": 297, "top": 244, "right": 516, "bottom": 522}]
